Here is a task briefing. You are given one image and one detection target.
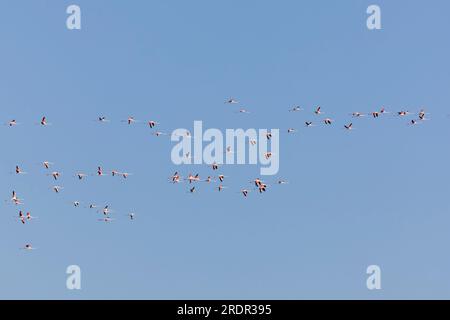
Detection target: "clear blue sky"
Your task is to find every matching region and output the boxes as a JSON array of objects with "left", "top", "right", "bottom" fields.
[{"left": 1, "top": 0, "right": 450, "bottom": 299}]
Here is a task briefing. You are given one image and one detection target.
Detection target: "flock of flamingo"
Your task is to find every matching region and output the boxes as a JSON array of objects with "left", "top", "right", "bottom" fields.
[{"left": 3, "top": 100, "right": 430, "bottom": 251}]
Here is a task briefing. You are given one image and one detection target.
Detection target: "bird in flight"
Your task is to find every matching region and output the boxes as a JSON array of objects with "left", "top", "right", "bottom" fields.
[
  {"left": 52, "top": 186, "right": 63, "bottom": 193},
  {"left": 344, "top": 123, "right": 354, "bottom": 130},
  {"left": 148, "top": 120, "right": 159, "bottom": 128},
  {"left": 152, "top": 131, "right": 168, "bottom": 137},
  {"left": 397, "top": 111, "right": 411, "bottom": 117},
  {"left": 121, "top": 172, "right": 132, "bottom": 179},
  {"left": 7, "top": 119, "right": 19, "bottom": 127},
  {"left": 257, "top": 183, "right": 268, "bottom": 193},
  {"left": 314, "top": 106, "right": 322, "bottom": 115},
  {"left": 289, "top": 106, "right": 302, "bottom": 112},
  {"left": 186, "top": 173, "right": 200, "bottom": 184},
  {"left": 225, "top": 98, "right": 238, "bottom": 104},
  {"left": 97, "top": 116, "right": 110, "bottom": 123},
  {"left": 252, "top": 178, "right": 264, "bottom": 187},
  {"left": 324, "top": 118, "right": 333, "bottom": 125},
  {"left": 42, "top": 161, "right": 53, "bottom": 169},
  {"left": 40, "top": 116, "right": 50, "bottom": 126},
  {"left": 21, "top": 244, "right": 36, "bottom": 251},
  {"left": 123, "top": 116, "right": 138, "bottom": 125},
  {"left": 76, "top": 172, "right": 88, "bottom": 180},
  {"left": 170, "top": 172, "right": 181, "bottom": 183},
  {"left": 15, "top": 165, "right": 27, "bottom": 175},
  {"left": 97, "top": 166, "right": 108, "bottom": 176},
  {"left": 101, "top": 205, "right": 112, "bottom": 216},
  {"left": 18, "top": 211, "right": 26, "bottom": 224},
  {"left": 11, "top": 191, "right": 24, "bottom": 205},
  {"left": 48, "top": 171, "right": 61, "bottom": 180},
  {"left": 418, "top": 110, "right": 429, "bottom": 121},
  {"left": 240, "top": 189, "right": 249, "bottom": 197},
  {"left": 264, "top": 152, "right": 273, "bottom": 160},
  {"left": 211, "top": 162, "right": 220, "bottom": 170}
]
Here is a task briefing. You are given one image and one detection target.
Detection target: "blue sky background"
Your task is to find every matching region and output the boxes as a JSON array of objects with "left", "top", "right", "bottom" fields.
[{"left": 1, "top": 0, "right": 450, "bottom": 299}]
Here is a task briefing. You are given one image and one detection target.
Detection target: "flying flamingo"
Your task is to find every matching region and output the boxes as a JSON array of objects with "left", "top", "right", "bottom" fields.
[
  {"left": 76, "top": 172, "right": 88, "bottom": 180},
  {"left": 123, "top": 116, "right": 138, "bottom": 125},
  {"left": 101, "top": 205, "right": 112, "bottom": 215},
  {"left": 170, "top": 172, "right": 181, "bottom": 183},
  {"left": 225, "top": 98, "right": 238, "bottom": 104},
  {"left": 26, "top": 212, "right": 37, "bottom": 221},
  {"left": 48, "top": 171, "right": 60, "bottom": 180},
  {"left": 204, "top": 176, "right": 214, "bottom": 183},
  {"left": 152, "top": 131, "right": 168, "bottom": 137},
  {"left": 148, "top": 120, "right": 159, "bottom": 128},
  {"left": 344, "top": 123, "right": 354, "bottom": 130},
  {"left": 111, "top": 170, "right": 120, "bottom": 177},
  {"left": 257, "top": 183, "right": 267, "bottom": 193},
  {"left": 314, "top": 106, "right": 322, "bottom": 115},
  {"left": 186, "top": 173, "right": 200, "bottom": 183},
  {"left": 7, "top": 119, "right": 18, "bottom": 127},
  {"left": 252, "top": 178, "right": 264, "bottom": 187},
  {"left": 42, "top": 161, "right": 53, "bottom": 169},
  {"left": 97, "top": 116, "right": 110, "bottom": 123},
  {"left": 121, "top": 172, "right": 132, "bottom": 179},
  {"left": 398, "top": 111, "right": 411, "bottom": 116},
  {"left": 52, "top": 186, "right": 63, "bottom": 193},
  {"left": 418, "top": 110, "right": 429, "bottom": 121},
  {"left": 97, "top": 166, "right": 108, "bottom": 176},
  {"left": 21, "top": 244, "right": 36, "bottom": 250},
  {"left": 18, "top": 211, "right": 26, "bottom": 224},
  {"left": 289, "top": 106, "right": 303, "bottom": 112},
  {"left": 11, "top": 191, "right": 23, "bottom": 205},
  {"left": 15, "top": 165, "right": 26, "bottom": 175},
  {"left": 212, "top": 162, "right": 220, "bottom": 170}
]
